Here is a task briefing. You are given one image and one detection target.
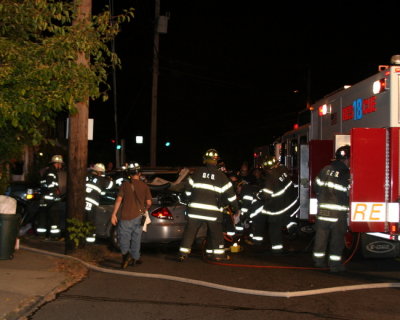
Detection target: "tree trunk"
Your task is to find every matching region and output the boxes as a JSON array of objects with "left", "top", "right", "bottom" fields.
[{"left": 67, "top": 0, "right": 91, "bottom": 223}]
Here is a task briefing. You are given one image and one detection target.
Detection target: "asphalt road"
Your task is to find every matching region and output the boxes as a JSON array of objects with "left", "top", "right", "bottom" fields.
[{"left": 22, "top": 232, "right": 400, "bottom": 320}]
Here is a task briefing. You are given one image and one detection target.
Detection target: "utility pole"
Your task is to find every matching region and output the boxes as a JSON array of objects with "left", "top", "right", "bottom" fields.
[
  {"left": 150, "top": 0, "right": 160, "bottom": 167},
  {"left": 109, "top": 0, "right": 120, "bottom": 168},
  {"left": 66, "top": 0, "right": 91, "bottom": 252}
]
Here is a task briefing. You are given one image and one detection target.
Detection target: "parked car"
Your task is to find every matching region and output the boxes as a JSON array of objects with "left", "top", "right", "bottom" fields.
[{"left": 96, "top": 167, "right": 206, "bottom": 249}]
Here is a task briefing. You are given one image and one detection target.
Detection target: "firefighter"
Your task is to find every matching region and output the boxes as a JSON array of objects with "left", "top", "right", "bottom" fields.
[
  {"left": 178, "top": 149, "right": 239, "bottom": 262},
  {"left": 85, "top": 163, "right": 114, "bottom": 243},
  {"left": 234, "top": 173, "right": 263, "bottom": 243},
  {"left": 313, "top": 145, "right": 351, "bottom": 272},
  {"left": 36, "top": 155, "right": 65, "bottom": 239},
  {"left": 250, "top": 155, "right": 299, "bottom": 254}
]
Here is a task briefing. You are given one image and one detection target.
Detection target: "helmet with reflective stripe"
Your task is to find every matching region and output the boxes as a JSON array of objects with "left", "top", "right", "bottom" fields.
[
  {"left": 127, "top": 162, "right": 141, "bottom": 174},
  {"left": 262, "top": 155, "right": 277, "bottom": 169},
  {"left": 203, "top": 149, "right": 220, "bottom": 164},
  {"left": 51, "top": 155, "right": 64, "bottom": 164},
  {"left": 335, "top": 145, "right": 350, "bottom": 160},
  {"left": 93, "top": 163, "right": 106, "bottom": 173}
]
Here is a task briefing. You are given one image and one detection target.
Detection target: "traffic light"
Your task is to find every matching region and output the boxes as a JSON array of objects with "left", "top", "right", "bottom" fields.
[
  {"left": 116, "top": 144, "right": 122, "bottom": 150},
  {"left": 165, "top": 141, "right": 171, "bottom": 147}
]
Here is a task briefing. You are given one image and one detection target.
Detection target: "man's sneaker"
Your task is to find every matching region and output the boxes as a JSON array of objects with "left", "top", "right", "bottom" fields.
[
  {"left": 330, "top": 264, "right": 346, "bottom": 273},
  {"left": 177, "top": 254, "right": 188, "bottom": 262}
]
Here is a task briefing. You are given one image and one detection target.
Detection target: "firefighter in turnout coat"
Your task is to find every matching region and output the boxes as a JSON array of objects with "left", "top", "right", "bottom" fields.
[
  {"left": 36, "top": 155, "right": 65, "bottom": 239},
  {"left": 313, "top": 145, "right": 351, "bottom": 272},
  {"left": 251, "top": 155, "right": 299, "bottom": 254},
  {"left": 85, "top": 163, "right": 114, "bottom": 243},
  {"left": 178, "top": 149, "right": 239, "bottom": 262}
]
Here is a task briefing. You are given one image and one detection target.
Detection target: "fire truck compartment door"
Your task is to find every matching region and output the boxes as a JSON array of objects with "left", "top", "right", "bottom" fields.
[{"left": 350, "top": 128, "right": 389, "bottom": 232}]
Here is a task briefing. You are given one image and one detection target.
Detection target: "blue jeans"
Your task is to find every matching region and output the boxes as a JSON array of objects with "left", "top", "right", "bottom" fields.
[{"left": 117, "top": 216, "right": 143, "bottom": 260}]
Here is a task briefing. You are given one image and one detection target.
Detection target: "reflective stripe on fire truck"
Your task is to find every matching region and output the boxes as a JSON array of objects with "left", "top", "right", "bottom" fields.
[
  {"left": 366, "top": 232, "right": 400, "bottom": 241},
  {"left": 310, "top": 198, "right": 318, "bottom": 215},
  {"left": 351, "top": 202, "right": 399, "bottom": 222}
]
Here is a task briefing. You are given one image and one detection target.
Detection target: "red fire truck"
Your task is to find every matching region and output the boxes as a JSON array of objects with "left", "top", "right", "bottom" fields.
[{"left": 273, "top": 55, "right": 400, "bottom": 258}]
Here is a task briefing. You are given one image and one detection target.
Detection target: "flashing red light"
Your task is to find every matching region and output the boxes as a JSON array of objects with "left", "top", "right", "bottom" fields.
[
  {"left": 151, "top": 207, "right": 174, "bottom": 220},
  {"left": 293, "top": 123, "right": 299, "bottom": 130},
  {"left": 253, "top": 152, "right": 257, "bottom": 158}
]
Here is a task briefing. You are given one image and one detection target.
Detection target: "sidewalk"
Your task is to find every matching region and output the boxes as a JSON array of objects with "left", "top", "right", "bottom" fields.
[{"left": 0, "top": 244, "right": 88, "bottom": 320}]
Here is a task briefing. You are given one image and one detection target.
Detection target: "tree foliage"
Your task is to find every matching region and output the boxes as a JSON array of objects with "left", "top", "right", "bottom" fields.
[{"left": 0, "top": 0, "right": 134, "bottom": 190}]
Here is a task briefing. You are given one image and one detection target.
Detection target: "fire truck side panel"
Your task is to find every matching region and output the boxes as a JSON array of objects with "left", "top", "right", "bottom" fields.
[
  {"left": 390, "top": 127, "right": 400, "bottom": 203},
  {"left": 350, "top": 128, "right": 387, "bottom": 233},
  {"left": 310, "top": 67, "right": 399, "bottom": 142}
]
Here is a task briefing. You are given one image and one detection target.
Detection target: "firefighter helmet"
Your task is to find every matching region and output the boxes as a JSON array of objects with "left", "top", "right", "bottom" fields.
[
  {"left": 335, "top": 145, "right": 351, "bottom": 160},
  {"left": 203, "top": 149, "right": 220, "bottom": 162},
  {"left": 93, "top": 163, "right": 106, "bottom": 173},
  {"left": 127, "top": 162, "right": 141, "bottom": 174},
  {"left": 262, "top": 155, "right": 278, "bottom": 169},
  {"left": 50, "top": 155, "right": 64, "bottom": 164}
]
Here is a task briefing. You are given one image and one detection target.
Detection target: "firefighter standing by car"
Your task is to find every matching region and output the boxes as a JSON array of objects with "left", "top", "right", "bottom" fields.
[
  {"left": 250, "top": 155, "right": 299, "bottom": 254},
  {"left": 178, "top": 149, "right": 240, "bottom": 262},
  {"left": 313, "top": 145, "right": 351, "bottom": 272},
  {"left": 36, "top": 155, "right": 65, "bottom": 239},
  {"left": 85, "top": 163, "right": 114, "bottom": 243}
]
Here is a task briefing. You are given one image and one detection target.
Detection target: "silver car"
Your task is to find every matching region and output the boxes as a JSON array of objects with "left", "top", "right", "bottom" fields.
[{"left": 95, "top": 168, "right": 206, "bottom": 249}]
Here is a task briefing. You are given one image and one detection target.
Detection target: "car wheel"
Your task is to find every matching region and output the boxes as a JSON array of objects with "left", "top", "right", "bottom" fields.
[{"left": 109, "top": 225, "right": 120, "bottom": 251}]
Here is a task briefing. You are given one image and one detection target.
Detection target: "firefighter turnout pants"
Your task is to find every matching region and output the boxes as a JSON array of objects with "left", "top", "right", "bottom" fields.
[
  {"left": 313, "top": 212, "right": 347, "bottom": 267},
  {"left": 179, "top": 218, "right": 225, "bottom": 257},
  {"left": 252, "top": 213, "right": 288, "bottom": 253}
]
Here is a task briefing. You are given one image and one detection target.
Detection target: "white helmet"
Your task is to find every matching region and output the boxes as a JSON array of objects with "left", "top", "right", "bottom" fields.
[
  {"left": 51, "top": 155, "right": 64, "bottom": 164},
  {"left": 93, "top": 163, "right": 106, "bottom": 173}
]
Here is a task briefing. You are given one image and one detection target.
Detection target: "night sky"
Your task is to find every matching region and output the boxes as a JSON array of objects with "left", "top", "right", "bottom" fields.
[{"left": 89, "top": 0, "right": 400, "bottom": 170}]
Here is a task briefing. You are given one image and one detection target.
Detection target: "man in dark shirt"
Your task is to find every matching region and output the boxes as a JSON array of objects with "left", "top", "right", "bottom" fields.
[{"left": 111, "top": 162, "right": 152, "bottom": 269}]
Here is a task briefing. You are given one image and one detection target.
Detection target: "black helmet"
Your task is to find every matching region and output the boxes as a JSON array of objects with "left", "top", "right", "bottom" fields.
[
  {"left": 203, "top": 149, "right": 220, "bottom": 162},
  {"left": 335, "top": 145, "right": 350, "bottom": 160},
  {"left": 262, "top": 155, "right": 278, "bottom": 169}
]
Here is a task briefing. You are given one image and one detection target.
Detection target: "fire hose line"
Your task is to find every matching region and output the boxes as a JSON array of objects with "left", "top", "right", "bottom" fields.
[
  {"left": 21, "top": 239, "right": 400, "bottom": 299},
  {"left": 209, "top": 232, "right": 361, "bottom": 270}
]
